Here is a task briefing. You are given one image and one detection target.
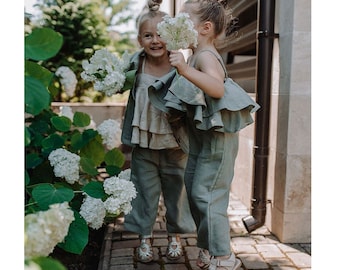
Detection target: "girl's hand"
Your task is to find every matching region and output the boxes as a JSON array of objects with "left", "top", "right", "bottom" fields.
[{"left": 169, "top": 50, "right": 189, "bottom": 76}]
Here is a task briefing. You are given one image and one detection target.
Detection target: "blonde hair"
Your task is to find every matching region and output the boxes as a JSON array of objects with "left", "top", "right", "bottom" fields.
[
  {"left": 184, "top": 0, "right": 237, "bottom": 37},
  {"left": 136, "top": 0, "right": 168, "bottom": 34}
]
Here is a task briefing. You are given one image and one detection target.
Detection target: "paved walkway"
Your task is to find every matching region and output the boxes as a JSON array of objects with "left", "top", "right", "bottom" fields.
[{"left": 98, "top": 193, "right": 311, "bottom": 270}]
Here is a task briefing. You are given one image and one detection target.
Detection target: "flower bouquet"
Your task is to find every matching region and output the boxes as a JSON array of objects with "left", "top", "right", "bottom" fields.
[
  {"left": 81, "top": 49, "right": 134, "bottom": 96},
  {"left": 157, "top": 12, "right": 198, "bottom": 50}
]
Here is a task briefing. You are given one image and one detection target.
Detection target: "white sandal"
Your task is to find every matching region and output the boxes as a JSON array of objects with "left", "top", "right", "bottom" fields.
[
  {"left": 137, "top": 237, "right": 153, "bottom": 263},
  {"left": 209, "top": 253, "right": 241, "bottom": 270},
  {"left": 197, "top": 249, "right": 211, "bottom": 269},
  {"left": 166, "top": 235, "right": 183, "bottom": 260}
]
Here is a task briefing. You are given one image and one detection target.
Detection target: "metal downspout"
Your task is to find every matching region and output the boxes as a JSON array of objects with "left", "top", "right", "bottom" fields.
[{"left": 242, "top": 0, "right": 278, "bottom": 232}]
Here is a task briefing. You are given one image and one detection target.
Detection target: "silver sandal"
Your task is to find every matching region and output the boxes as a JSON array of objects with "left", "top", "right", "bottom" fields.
[
  {"left": 209, "top": 253, "right": 241, "bottom": 270},
  {"left": 166, "top": 235, "right": 183, "bottom": 260},
  {"left": 137, "top": 237, "right": 153, "bottom": 263},
  {"left": 197, "top": 249, "right": 211, "bottom": 269}
]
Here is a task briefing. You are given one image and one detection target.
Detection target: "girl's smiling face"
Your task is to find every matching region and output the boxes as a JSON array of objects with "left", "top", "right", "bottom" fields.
[{"left": 138, "top": 17, "right": 168, "bottom": 57}]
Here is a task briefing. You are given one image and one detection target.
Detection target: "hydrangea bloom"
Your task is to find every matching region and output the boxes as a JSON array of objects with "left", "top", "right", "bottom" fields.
[
  {"left": 81, "top": 49, "right": 131, "bottom": 96},
  {"left": 48, "top": 148, "right": 80, "bottom": 184},
  {"left": 80, "top": 169, "right": 137, "bottom": 228},
  {"left": 79, "top": 195, "right": 106, "bottom": 230},
  {"left": 24, "top": 202, "right": 75, "bottom": 258},
  {"left": 103, "top": 174, "right": 137, "bottom": 215},
  {"left": 55, "top": 66, "right": 78, "bottom": 97},
  {"left": 118, "top": 168, "right": 131, "bottom": 181},
  {"left": 97, "top": 119, "right": 122, "bottom": 150},
  {"left": 157, "top": 13, "right": 198, "bottom": 50}
]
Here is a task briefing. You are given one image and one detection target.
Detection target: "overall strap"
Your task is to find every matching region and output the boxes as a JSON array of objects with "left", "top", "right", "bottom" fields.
[{"left": 192, "top": 49, "right": 228, "bottom": 78}]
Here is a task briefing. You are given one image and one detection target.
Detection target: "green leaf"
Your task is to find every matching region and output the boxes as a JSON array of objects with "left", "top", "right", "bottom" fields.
[
  {"left": 122, "top": 69, "right": 136, "bottom": 91},
  {"left": 51, "top": 116, "right": 72, "bottom": 132},
  {"left": 58, "top": 211, "right": 89, "bottom": 254},
  {"left": 25, "top": 76, "right": 51, "bottom": 115},
  {"left": 41, "top": 133, "right": 65, "bottom": 153},
  {"left": 32, "top": 184, "right": 75, "bottom": 210},
  {"left": 25, "top": 28, "right": 63, "bottom": 61},
  {"left": 26, "top": 153, "right": 43, "bottom": 169},
  {"left": 30, "top": 257, "right": 66, "bottom": 270},
  {"left": 25, "top": 126, "right": 31, "bottom": 146},
  {"left": 82, "top": 181, "right": 105, "bottom": 199},
  {"left": 71, "top": 129, "right": 98, "bottom": 151},
  {"left": 80, "top": 138, "right": 105, "bottom": 166},
  {"left": 80, "top": 157, "right": 98, "bottom": 176},
  {"left": 104, "top": 149, "right": 125, "bottom": 167},
  {"left": 25, "top": 170, "right": 30, "bottom": 186},
  {"left": 106, "top": 165, "right": 121, "bottom": 176},
  {"left": 73, "top": 111, "right": 91, "bottom": 127},
  {"left": 25, "top": 60, "right": 54, "bottom": 88}
]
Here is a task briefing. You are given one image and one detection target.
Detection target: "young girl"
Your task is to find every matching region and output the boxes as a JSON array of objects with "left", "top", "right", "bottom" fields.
[
  {"left": 166, "top": 0, "right": 260, "bottom": 269},
  {"left": 121, "top": 0, "right": 195, "bottom": 263}
]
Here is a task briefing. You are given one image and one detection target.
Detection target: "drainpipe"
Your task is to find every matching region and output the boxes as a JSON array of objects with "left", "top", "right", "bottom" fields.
[{"left": 242, "top": 0, "right": 278, "bottom": 233}]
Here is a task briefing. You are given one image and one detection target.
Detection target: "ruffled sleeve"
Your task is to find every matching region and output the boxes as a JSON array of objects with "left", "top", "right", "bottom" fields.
[{"left": 166, "top": 75, "right": 260, "bottom": 133}]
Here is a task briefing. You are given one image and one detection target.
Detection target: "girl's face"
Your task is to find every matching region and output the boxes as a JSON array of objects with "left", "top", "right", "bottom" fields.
[{"left": 138, "top": 17, "right": 168, "bottom": 57}]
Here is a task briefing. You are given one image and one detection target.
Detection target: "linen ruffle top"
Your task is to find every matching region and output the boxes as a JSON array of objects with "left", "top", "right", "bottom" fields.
[
  {"left": 164, "top": 50, "right": 260, "bottom": 133},
  {"left": 131, "top": 59, "right": 178, "bottom": 149}
]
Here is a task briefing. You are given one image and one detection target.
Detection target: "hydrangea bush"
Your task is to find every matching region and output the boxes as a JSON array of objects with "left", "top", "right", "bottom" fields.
[{"left": 25, "top": 28, "right": 136, "bottom": 270}]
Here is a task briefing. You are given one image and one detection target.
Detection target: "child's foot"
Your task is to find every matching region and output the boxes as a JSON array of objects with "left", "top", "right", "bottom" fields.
[
  {"left": 209, "top": 253, "right": 241, "bottom": 270},
  {"left": 136, "top": 237, "right": 153, "bottom": 263},
  {"left": 166, "top": 235, "right": 183, "bottom": 260},
  {"left": 197, "top": 249, "right": 211, "bottom": 269}
]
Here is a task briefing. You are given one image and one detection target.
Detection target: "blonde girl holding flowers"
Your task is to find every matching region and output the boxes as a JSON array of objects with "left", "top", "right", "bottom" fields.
[
  {"left": 121, "top": 0, "right": 195, "bottom": 263},
  {"left": 164, "top": 0, "right": 260, "bottom": 269}
]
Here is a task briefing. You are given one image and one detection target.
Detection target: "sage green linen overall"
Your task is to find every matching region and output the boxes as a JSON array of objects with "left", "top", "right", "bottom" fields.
[
  {"left": 185, "top": 108, "right": 239, "bottom": 256},
  {"left": 160, "top": 50, "right": 259, "bottom": 256}
]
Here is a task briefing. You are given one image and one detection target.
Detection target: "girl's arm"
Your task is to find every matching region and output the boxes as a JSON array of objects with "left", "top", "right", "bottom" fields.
[{"left": 169, "top": 50, "right": 225, "bottom": 98}]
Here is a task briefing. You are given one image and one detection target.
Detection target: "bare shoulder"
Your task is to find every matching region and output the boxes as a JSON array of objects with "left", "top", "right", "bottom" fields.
[{"left": 196, "top": 50, "right": 224, "bottom": 77}]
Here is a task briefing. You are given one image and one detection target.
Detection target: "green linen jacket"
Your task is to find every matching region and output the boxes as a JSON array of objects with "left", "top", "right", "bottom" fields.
[{"left": 120, "top": 50, "right": 177, "bottom": 147}]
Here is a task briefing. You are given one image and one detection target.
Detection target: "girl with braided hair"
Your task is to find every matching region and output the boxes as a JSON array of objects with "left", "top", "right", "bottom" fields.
[
  {"left": 121, "top": 0, "right": 195, "bottom": 264},
  {"left": 166, "top": 0, "right": 259, "bottom": 269}
]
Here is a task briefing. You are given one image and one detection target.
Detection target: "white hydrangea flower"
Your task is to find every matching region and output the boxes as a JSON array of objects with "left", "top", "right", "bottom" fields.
[
  {"left": 118, "top": 168, "right": 131, "bottom": 181},
  {"left": 79, "top": 195, "right": 106, "bottom": 230},
  {"left": 81, "top": 49, "right": 131, "bottom": 96},
  {"left": 157, "top": 13, "right": 198, "bottom": 50},
  {"left": 103, "top": 176, "right": 137, "bottom": 215},
  {"left": 103, "top": 196, "right": 121, "bottom": 215},
  {"left": 24, "top": 202, "right": 75, "bottom": 258},
  {"left": 120, "top": 202, "right": 133, "bottom": 215},
  {"left": 55, "top": 66, "right": 78, "bottom": 97},
  {"left": 48, "top": 148, "right": 80, "bottom": 184},
  {"left": 97, "top": 119, "right": 122, "bottom": 150}
]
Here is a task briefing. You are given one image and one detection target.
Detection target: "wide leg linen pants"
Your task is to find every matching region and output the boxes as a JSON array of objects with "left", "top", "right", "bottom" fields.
[
  {"left": 124, "top": 146, "right": 195, "bottom": 236},
  {"left": 185, "top": 121, "right": 239, "bottom": 256}
]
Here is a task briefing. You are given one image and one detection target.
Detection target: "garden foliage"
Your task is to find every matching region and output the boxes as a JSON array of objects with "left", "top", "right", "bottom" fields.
[{"left": 25, "top": 27, "right": 130, "bottom": 269}]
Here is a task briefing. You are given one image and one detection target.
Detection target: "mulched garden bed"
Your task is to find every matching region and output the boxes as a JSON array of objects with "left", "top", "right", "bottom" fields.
[{"left": 51, "top": 227, "right": 105, "bottom": 270}]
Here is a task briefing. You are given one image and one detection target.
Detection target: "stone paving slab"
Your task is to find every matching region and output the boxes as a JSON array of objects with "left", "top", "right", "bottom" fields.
[{"left": 98, "top": 193, "right": 311, "bottom": 270}]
